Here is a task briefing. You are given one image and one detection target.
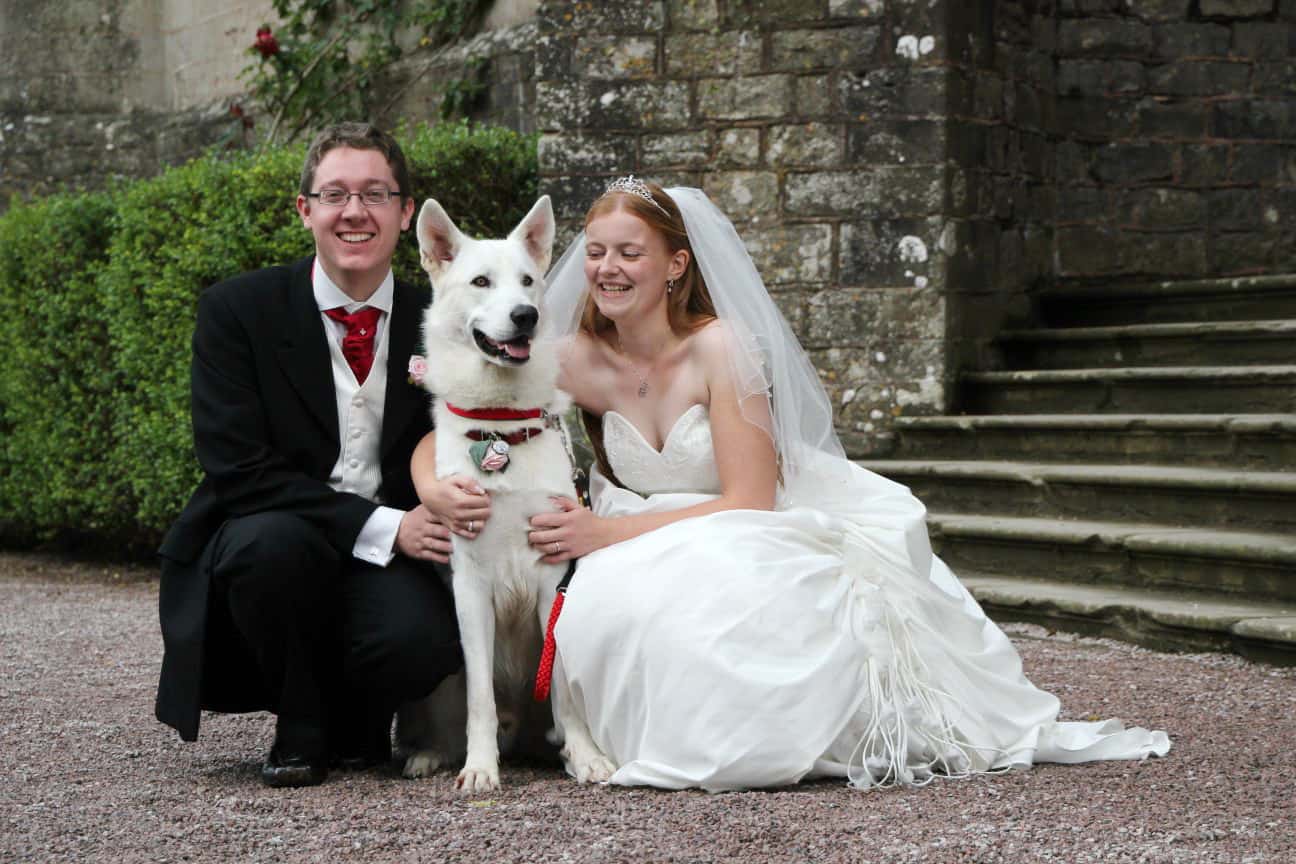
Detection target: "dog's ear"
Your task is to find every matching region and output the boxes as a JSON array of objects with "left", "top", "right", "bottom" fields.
[
  {"left": 417, "top": 199, "right": 465, "bottom": 277},
  {"left": 508, "top": 195, "right": 555, "bottom": 276}
]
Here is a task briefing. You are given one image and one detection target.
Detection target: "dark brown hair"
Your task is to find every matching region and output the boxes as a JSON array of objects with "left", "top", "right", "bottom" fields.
[
  {"left": 579, "top": 182, "right": 718, "bottom": 487},
  {"left": 299, "top": 122, "right": 412, "bottom": 201}
]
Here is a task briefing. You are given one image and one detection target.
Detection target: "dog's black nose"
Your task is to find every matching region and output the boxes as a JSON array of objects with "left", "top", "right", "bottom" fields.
[{"left": 510, "top": 304, "right": 539, "bottom": 334}]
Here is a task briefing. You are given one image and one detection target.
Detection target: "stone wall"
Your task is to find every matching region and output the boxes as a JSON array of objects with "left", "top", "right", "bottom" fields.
[
  {"left": 944, "top": 1, "right": 1059, "bottom": 374},
  {"left": 0, "top": 0, "right": 270, "bottom": 205},
  {"left": 0, "top": 0, "right": 538, "bottom": 207},
  {"left": 159, "top": 0, "right": 276, "bottom": 110},
  {"left": 1052, "top": 0, "right": 1296, "bottom": 281},
  {"left": 379, "top": 18, "right": 539, "bottom": 134},
  {"left": 536, "top": 0, "right": 963, "bottom": 454},
  {"left": 534, "top": 0, "right": 1295, "bottom": 453},
  {"left": 3, "top": 0, "right": 1292, "bottom": 452},
  {"left": 930, "top": 0, "right": 1296, "bottom": 369}
]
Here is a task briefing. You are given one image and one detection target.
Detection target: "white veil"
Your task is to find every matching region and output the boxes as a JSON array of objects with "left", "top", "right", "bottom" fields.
[{"left": 543, "top": 186, "right": 848, "bottom": 487}]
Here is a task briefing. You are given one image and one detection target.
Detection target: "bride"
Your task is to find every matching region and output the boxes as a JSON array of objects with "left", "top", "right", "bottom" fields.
[{"left": 463, "top": 178, "right": 1168, "bottom": 791}]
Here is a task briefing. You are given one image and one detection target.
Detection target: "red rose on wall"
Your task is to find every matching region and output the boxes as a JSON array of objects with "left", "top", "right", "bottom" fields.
[{"left": 253, "top": 26, "right": 279, "bottom": 58}]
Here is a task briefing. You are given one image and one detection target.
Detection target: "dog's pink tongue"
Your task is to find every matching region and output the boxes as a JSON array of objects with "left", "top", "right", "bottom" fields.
[{"left": 503, "top": 341, "right": 531, "bottom": 359}]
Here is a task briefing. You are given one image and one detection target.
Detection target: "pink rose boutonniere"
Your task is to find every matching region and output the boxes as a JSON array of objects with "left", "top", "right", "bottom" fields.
[{"left": 407, "top": 354, "right": 428, "bottom": 387}]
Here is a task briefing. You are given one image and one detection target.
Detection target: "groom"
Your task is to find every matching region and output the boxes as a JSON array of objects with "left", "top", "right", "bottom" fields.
[{"left": 155, "top": 122, "right": 461, "bottom": 787}]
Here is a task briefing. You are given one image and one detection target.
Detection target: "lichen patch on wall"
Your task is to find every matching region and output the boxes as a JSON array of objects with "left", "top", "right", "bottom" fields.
[{"left": 895, "top": 35, "right": 935, "bottom": 60}]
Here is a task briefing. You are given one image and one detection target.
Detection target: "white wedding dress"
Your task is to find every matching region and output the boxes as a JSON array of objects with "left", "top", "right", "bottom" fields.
[{"left": 553, "top": 404, "right": 1170, "bottom": 791}]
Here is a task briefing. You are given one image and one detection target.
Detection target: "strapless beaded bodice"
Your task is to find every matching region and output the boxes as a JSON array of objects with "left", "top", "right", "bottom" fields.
[{"left": 601, "top": 404, "right": 721, "bottom": 495}]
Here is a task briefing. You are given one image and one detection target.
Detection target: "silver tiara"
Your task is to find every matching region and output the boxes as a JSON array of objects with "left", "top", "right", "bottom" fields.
[{"left": 602, "top": 174, "right": 669, "bottom": 215}]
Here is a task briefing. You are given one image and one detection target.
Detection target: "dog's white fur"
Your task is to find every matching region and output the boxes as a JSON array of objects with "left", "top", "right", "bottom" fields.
[{"left": 396, "top": 195, "right": 615, "bottom": 793}]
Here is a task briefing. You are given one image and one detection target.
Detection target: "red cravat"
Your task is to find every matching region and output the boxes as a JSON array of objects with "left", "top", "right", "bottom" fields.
[{"left": 324, "top": 306, "right": 382, "bottom": 385}]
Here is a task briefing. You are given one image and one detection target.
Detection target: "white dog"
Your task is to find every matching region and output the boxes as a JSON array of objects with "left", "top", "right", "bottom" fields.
[{"left": 397, "top": 195, "right": 615, "bottom": 793}]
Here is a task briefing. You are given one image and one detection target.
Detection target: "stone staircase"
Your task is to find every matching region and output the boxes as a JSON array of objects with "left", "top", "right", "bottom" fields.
[{"left": 859, "top": 274, "right": 1296, "bottom": 665}]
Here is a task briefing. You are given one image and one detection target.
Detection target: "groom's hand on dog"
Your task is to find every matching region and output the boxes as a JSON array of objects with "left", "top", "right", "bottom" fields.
[{"left": 396, "top": 505, "right": 455, "bottom": 563}]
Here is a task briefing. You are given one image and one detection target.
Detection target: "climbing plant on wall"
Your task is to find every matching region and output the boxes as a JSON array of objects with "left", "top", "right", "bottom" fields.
[{"left": 243, "top": 0, "right": 493, "bottom": 147}]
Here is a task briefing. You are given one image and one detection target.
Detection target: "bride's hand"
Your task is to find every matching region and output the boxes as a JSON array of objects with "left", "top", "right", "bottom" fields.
[{"left": 528, "top": 496, "right": 604, "bottom": 564}]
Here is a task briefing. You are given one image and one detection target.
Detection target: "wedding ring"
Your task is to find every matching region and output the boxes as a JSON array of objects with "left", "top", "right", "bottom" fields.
[
  {"left": 468, "top": 520, "right": 475, "bottom": 533},
  {"left": 551, "top": 542, "right": 560, "bottom": 554}
]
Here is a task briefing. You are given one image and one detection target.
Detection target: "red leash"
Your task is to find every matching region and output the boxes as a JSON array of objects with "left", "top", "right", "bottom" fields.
[
  {"left": 533, "top": 587, "right": 566, "bottom": 702},
  {"left": 534, "top": 557, "right": 578, "bottom": 701}
]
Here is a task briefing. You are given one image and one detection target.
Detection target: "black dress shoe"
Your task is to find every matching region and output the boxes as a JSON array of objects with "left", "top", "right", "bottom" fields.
[{"left": 261, "top": 745, "right": 328, "bottom": 788}]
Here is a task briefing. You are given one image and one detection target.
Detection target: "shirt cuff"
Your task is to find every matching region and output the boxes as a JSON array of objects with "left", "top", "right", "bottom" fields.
[{"left": 353, "top": 506, "right": 403, "bottom": 566}]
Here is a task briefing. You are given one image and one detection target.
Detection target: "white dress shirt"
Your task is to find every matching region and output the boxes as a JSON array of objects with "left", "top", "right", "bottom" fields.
[{"left": 313, "top": 259, "right": 404, "bottom": 566}]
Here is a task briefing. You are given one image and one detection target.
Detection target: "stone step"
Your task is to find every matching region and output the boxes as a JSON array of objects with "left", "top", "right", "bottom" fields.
[
  {"left": 961, "top": 573, "right": 1296, "bottom": 665},
  {"left": 862, "top": 459, "right": 1296, "bottom": 533},
  {"left": 1037, "top": 274, "right": 1296, "bottom": 327},
  {"left": 998, "top": 319, "right": 1296, "bottom": 369},
  {"left": 891, "top": 413, "right": 1296, "bottom": 469},
  {"left": 961, "top": 365, "right": 1296, "bottom": 414},
  {"left": 927, "top": 512, "right": 1296, "bottom": 603}
]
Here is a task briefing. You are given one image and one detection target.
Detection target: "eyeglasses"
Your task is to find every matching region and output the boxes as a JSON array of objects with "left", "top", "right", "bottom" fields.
[{"left": 307, "top": 187, "right": 402, "bottom": 207}]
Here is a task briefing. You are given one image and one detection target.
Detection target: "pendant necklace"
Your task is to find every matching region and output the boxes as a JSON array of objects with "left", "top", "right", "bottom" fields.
[
  {"left": 626, "top": 358, "right": 650, "bottom": 398},
  {"left": 614, "top": 339, "right": 652, "bottom": 398}
]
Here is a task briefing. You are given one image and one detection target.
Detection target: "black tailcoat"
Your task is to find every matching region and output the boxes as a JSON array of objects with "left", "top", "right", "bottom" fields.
[{"left": 155, "top": 256, "right": 432, "bottom": 741}]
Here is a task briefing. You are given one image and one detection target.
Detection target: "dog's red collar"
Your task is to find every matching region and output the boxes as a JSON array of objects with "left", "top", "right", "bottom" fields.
[{"left": 445, "top": 402, "right": 545, "bottom": 422}]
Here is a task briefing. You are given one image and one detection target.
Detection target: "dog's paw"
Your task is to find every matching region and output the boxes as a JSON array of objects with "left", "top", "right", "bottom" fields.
[
  {"left": 572, "top": 754, "right": 616, "bottom": 784},
  {"left": 402, "top": 750, "right": 443, "bottom": 779},
  {"left": 455, "top": 763, "right": 501, "bottom": 794},
  {"left": 563, "top": 742, "right": 616, "bottom": 784}
]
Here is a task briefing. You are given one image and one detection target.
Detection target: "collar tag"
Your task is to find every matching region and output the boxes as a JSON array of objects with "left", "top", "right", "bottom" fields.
[{"left": 469, "top": 438, "right": 511, "bottom": 473}]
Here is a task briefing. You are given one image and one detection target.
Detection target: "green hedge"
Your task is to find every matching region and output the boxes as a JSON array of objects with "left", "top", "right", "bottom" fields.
[
  {"left": 0, "top": 192, "right": 124, "bottom": 543},
  {"left": 0, "top": 121, "right": 537, "bottom": 555}
]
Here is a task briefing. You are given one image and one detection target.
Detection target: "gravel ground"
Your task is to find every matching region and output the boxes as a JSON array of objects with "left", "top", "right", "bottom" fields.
[{"left": 2, "top": 551, "right": 1293, "bottom": 864}]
